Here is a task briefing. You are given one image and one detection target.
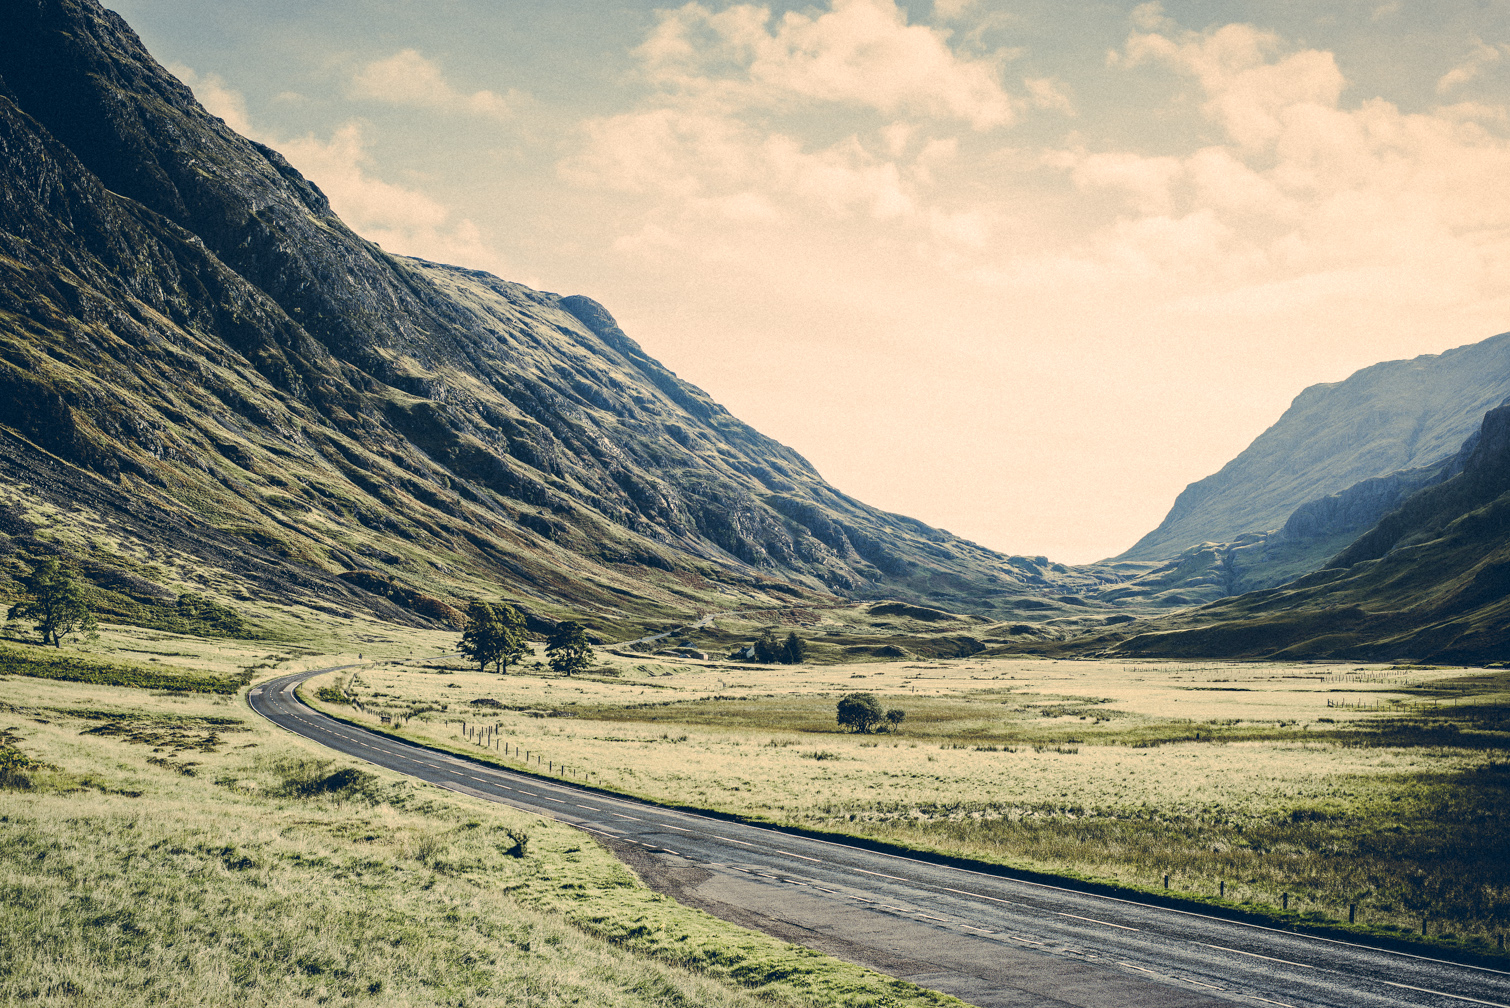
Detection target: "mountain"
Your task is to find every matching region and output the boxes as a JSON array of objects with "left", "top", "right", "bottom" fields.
[
  {"left": 1096, "top": 401, "right": 1510, "bottom": 662},
  {"left": 1118, "top": 334, "right": 1510, "bottom": 564},
  {"left": 0, "top": 0, "right": 1101, "bottom": 635}
]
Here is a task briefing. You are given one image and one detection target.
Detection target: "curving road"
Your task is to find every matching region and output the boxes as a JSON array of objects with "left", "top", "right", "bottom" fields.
[{"left": 249, "top": 669, "right": 1510, "bottom": 1008}]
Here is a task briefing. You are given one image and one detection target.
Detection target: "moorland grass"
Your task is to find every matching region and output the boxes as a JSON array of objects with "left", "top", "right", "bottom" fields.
[
  {"left": 0, "top": 672, "right": 967, "bottom": 1008},
  {"left": 315, "top": 654, "right": 1510, "bottom": 957}
]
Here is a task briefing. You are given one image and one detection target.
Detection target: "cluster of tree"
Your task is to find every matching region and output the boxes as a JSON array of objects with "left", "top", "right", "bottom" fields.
[
  {"left": 457, "top": 601, "right": 529, "bottom": 673},
  {"left": 836, "top": 692, "right": 906, "bottom": 733},
  {"left": 458, "top": 602, "right": 596, "bottom": 677},
  {"left": 6, "top": 557, "right": 96, "bottom": 647},
  {"left": 753, "top": 628, "right": 806, "bottom": 664}
]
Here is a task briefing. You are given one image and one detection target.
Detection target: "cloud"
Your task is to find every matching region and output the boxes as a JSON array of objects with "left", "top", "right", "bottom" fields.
[
  {"left": 349, "top": 49, "right": 519, "bottom": 118},
  {"left": 1436, "top": 39, "right": 1506, "bottom": 95},
  {"left": 638, "top": 0, "right": 1020, "bottom": 130},
  {"left": 173, "top": 65, "right": 517, "bottom": 280}
]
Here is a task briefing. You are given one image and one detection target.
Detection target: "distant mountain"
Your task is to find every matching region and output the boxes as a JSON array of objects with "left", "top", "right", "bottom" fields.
[
  {"left": 1118, "top": 334, "right": 1510, "bottom": 564},
  {"left": 0, "top": 0, "right": 1098, "bottom": 633},
  {"left": 1100, "top": 401, "right": 1510, "bottom": 662}
]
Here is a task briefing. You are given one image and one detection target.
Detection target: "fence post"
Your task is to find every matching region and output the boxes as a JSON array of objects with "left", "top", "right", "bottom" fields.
[
  {"left": 1349, "top": 904, "right": 1356, "bottom": 924},
  {"left": 1219, "top": 881, "right": 1224, "bottom": 898},
  {"left": 1163, "top": 874, "right": 1169, "bottom": 890},
  {"left": 1282, "top": 893, "right": 1289, "bottom": 911}
]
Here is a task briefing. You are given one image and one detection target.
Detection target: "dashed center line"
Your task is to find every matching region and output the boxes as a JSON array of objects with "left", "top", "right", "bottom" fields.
[
  {"left": 1377, "top": 980, "right": 1510, "bottom": 1007},
  {"left": 1198, "top": 943, "right": 1314, "bottom": 969},
  {"left": 1056, "top": 912, "right": 1139, "bottom": 931}
]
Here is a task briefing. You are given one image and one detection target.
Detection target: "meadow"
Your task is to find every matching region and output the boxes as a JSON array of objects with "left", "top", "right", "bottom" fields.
[
  {"left": 310, "top": 646, "right": 1510, "bottom": 958},
  {"left": 0, "top": 660, "right": 966, "bottom": 1008}
]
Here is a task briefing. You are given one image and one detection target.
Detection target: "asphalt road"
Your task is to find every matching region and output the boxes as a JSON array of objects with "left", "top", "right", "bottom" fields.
[{"left": 249, "top": 669, "right": 1510, "bottom": 1008}]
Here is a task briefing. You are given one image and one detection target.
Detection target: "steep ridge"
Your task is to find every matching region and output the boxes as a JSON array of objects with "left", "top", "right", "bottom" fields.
[
  {"left": 1118, "top": 334, "right": 1510, "bottom": 563},
  {"left": 1099, "top": 402, "right": 1510, "bottom": 662},
  {"left": 0, "top": 0, "right": 1096, "bottom": 630}
]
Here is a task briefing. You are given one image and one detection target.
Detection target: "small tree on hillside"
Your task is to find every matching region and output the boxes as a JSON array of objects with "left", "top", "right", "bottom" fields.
[
  {"left": 546, "top": 620, "right": 593, "bottom": 676},
  {"left": 459, "top": 601, "right": 504, "bottom": 673},
  {"left": 836, "top": 692, "right": 884, "bottom": 733},
  {"left": 781, "top": 631, "right": 806, "bottom": 665},
  {"left": 885, "top": 708, "right": 906, "bottom": 731},
  {"left": 8, "top": 557, "right": 95, "bottom": 647}
]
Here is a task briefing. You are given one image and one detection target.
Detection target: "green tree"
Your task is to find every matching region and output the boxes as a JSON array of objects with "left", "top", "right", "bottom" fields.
[
  {"left": 458, "top": 601, "right": 504, "bottom": 673},
  {"left": 491, "top": 603, "right": 530, "bottom": 673},
  {"left": 884, "top": 708, "right": 906, "bottom": 731},
  {"left": 752, "top": 628, "right": 781, "bottom": 664},
  {"left": 545, "top": 620, "right": 593, "bottom": 676},
  {"left": 7, "top": 557, "right": 95, "bottom": 647},
  {"left": 836, "top": 692, "right": 884, "bottom": 733},
  {"left": 781, "top": 631, "right": 806, "bottom": 665}
]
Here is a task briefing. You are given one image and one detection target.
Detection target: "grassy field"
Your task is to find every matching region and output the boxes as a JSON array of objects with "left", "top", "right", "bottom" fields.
[
  {"left": 311, "top": 648, "right": 1510, "bottom": 958},
  {"left": 0, "top": 664, "right": 967, "bottom": 1008}
]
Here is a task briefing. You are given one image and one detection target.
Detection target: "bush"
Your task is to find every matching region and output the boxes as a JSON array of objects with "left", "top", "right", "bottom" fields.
[{"left": 837, "top": 693, "right": 884, "bottom": 733}]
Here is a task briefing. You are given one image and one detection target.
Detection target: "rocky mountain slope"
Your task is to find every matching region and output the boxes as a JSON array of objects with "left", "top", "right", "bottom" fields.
[
  {"left": 1118, "top": 334, "right": 1510, "bottom": 565},
  {"left": 1069, "top": 402, "right": 1510, "bottom": 662},
  {"left": 0, "top": 0, "right": 1111, "bottom": 635}
]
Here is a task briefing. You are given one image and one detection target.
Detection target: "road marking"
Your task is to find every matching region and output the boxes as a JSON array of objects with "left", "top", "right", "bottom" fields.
[
  {"left": 1056, "top": 911, "right": 1139, "bottom": 931},
  {"left": 1182, "top": 977, "right": 1225, "bottom": 990},
  {"left": 661, "top": 824, "right": 695, "bottom": 832},
  {"left": 773, "top": 849, "right": 822, "bottom": 862},
  {"left": 940, "top": 886, "right": 1024, "bottom": 907},
  {"left": 1198, "top": 943, "right": 1314, "bottom": 969},
  {"left": 718, "top": 837, "right": 756, "bottom": 846},
  {"left": 1377, "top": 980, "right": 1510, "bottom": 1007},
  {"left": 611, "top": 813, "right": 641, "bottom": 821},
  {"left": 574, "top": 804, "right": 597, "bottom": 810},
  {"left": 959, "top": 925, "right": 996, "bottom": 934},
  {"left": 515, "top": 790, "right": 538, "bottom": 796},
  {"left": 854, "top": 868, "right": 908, "bottom": 881},
  {"left": 1242, "top": 996, "right": 1297, "bottom": 1007}
]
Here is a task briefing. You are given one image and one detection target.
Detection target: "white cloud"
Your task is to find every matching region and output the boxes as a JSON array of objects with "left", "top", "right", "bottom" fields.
[
  {"left": 639, "top": 0, "right": 1019, "bottom": 130},
  {"left": 349, "top": 49, "right": 520, "bottom": 118},
  {"left": 173, "top": 65, "right": 517, "bottom": 279},
  {"left": 1436, "top": 39, "right": 1506, "bottom": 95}
]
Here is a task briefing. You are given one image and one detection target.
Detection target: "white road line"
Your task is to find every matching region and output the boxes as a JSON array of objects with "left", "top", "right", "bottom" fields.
[
  {"left": 718, "top": 837, "right": 756, "bottom": 846},
  {"left": 1182, "top": 977, "right": 1225, "bottom": 990},
  {"left": 773, "top": 849, "right": 822, "bottom": 862},
  {"left": 940, "top": 886, "right": 1024, "bottom": 907},
  {"left": 1377, "top": 980, "right": 1510, "bottom": 1007},
  {"left": 1198, "top": 943, "right": 1315, "bottom": 969},
  {"left": 611, "top": 813, "right": 641, "bottom": 821},
  {"left": 1057, "top": 912, "right": 1139, "bottom": 931},
  {"left": 854, "top": 868, "right": 908, "bottom": 882},
  {"left": 573, "top": 804, "right": 596, "bottom": 810},
  {"left": 1242, "top": 996, "right": 1297, "bottom": 1008},
  {"left": 661, "top": 825, "right": 694, "bottom": 832}
]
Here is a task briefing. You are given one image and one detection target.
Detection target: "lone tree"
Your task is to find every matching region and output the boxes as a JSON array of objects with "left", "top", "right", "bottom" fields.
[
  {"left": 546, "top": 620, "right": 593, "bottom": 676},
  {"left": 8, "top": 557, "right": 95, "bottom": 647},
  {"left": 885, "top": 708, "right": 906, "bottom": 731},
  {"left": 781, "top": 631, "right": 806, "bottom": 665},
  {"left": 836, "top": 692, "right": 884, "bottom": 733}
]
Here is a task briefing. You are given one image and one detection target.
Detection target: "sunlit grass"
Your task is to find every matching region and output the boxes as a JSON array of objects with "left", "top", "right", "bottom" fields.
[{"left": 0, "top": 672, "right": 966, "bottom": 1008}]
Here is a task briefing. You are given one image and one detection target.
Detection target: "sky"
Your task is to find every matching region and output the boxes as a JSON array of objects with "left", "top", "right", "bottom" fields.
[{"left": 111, "top": 0, "right": 1510, "bottom": 563}]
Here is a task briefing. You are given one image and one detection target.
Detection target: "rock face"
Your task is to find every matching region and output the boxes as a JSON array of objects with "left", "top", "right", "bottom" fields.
[
  {"left": 1119, "top": 334, "right": 1510, "bottom": 563},
  {"left": 1103, "top": 402, "right": 1510, "bottom": 662},
  {"left": 0, "top": 0, "right": 1094, "bottom": 627}
]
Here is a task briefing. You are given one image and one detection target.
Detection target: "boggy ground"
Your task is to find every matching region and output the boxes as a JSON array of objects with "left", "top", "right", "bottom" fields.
[
  {"left": 309, "top": 649, "right": 1510, "bottom": 959},
  {"left": 0, "top": 663, "right": 967, "bottom": 1008}
]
